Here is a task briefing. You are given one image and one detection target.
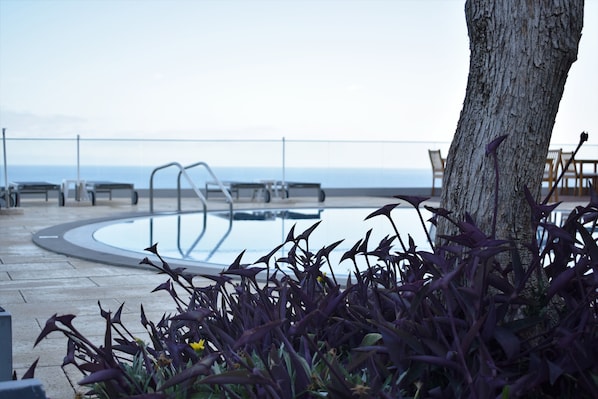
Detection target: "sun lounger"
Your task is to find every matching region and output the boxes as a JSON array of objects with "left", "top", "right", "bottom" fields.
[
  {"left": 9, "top": 181, "right": 63, "bottom": 206},
  {"left": 85, "top": 181, "right": 138, "bottom": 206},
  {"left": 205, "top": 181, "right": 271, "bottom": 202},
  {"left": 0, "top": 187, "right": 15, "bottom": 208},
  {"left": 205, "top": 180, "right": 325, "bottom": 203},
  {"left": 285, "top": 182, "right": 326, "bottom": 202},
  {"left": 262, "top": 180, "right": 326, "bottom": 202}
]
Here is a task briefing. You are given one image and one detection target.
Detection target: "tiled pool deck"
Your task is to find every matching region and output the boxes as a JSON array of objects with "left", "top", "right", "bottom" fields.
[{"left": 0, "top": 192, "right": 591, "bottom": 398}]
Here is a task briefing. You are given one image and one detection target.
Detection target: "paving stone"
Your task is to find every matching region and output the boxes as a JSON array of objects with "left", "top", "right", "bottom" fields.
[
  {"left": 0, "top": 277, "right": 97, "bottom": 291},
  {"left": 0, "top": 261, "right": 75, "bottom": 273},
  {"left": 0, "top": 290, "right": 26, "bottom": 305},
  {"left": 7, "top": 298, "right": 123, "bottom": 319}
]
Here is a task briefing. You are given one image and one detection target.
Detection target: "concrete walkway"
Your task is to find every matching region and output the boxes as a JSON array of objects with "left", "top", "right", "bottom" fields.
[{"left": 0, "top": 193, "right": 591, "bottom": 398}]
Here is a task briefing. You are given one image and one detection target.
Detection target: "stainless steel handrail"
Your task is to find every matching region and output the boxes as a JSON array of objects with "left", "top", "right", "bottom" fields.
[
  {"left": 149, "top": 161, "right": 207, "bottom": 213},
  {"left": 178, "top": 161, "right": 233, "bottom": 210},
  {"left": 149, "top": 161, "right": 235, "bottom": 260}
]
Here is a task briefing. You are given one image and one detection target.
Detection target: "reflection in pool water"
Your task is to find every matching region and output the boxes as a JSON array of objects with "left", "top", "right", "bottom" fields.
[{"left": 93, "top": 207, "right": 433, "bottom": 275}]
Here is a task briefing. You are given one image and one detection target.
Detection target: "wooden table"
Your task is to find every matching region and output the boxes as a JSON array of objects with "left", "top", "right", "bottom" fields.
[{"left": 575, "top": 159, "right": 598, "bottom": 195}]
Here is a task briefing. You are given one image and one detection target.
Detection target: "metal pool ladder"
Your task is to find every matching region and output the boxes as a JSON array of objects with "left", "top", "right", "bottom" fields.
[{"left": 149, "top": 161, "right": 233, "bottom": 215}]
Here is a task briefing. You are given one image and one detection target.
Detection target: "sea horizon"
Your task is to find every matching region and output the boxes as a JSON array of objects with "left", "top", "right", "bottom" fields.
[{"left": 4, "top": 165, "right": 433, "bottom": 189}]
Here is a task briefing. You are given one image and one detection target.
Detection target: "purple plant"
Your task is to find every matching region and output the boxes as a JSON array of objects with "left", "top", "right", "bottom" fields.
[{"left": 30, "top": 135, "right": 597, "bottom": 398}]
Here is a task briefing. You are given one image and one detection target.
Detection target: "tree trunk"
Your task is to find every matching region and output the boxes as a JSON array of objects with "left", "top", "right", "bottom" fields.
[{"left": 438, "top": 0, "right": 584, "bottom": 244}]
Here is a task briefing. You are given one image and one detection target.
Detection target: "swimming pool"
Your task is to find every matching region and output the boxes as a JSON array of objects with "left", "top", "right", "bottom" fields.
[
  {"left": 35, "top": 206, "right": 433, "bottom": 277},
  {"left": 93, "top": 207, "right": 433, "bottom": 275}
]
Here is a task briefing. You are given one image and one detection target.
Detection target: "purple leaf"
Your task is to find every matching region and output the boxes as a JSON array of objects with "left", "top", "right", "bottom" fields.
[
  {"left": 144, "top": 243, "right": 159, "bottom": 254},
  {"left": 485, "top": 134, "right": 508, "bottom": 155},
  {"left": 394, "top": 195, "right": 429, "bottom": 208},
  {"left": 357, "top": 229, "right": 373, "bottom": 253},
  {"left": 233, "top": 319, "right": 284, "bottom": 350},
  {"left": 577, "top": 221, "right": 598, "bottom": 260},
  {"left": 139, "top": 257, "right": 157, "bottom": 267},
  {"left": 34, "top": 314, "right": 76, "bottom": 346},
  {"left": 284, "top": 224, "right": 296, "bottom": 242},
  {"left": 547, "top": 360, "right": 564, "bottom": 385},
  {"left": 151, "top": 280, "right": 172, "bottom": 293},
  {"left": 62, "top": 339, "right": 76, "bottom": 366},
  {"left": 547, "top": 267, "right": 575, "bottom": 299},
  {"left": 296, "top": 221, "right": 322, "bottom": 241},
  {"left": 228, "top": 250, "right": 248, "bottom": 269},
  {"left": 365, "top": 203, "right": 399, "bottom": 220},
  {"left": 424, "top": 205, "right": 452, "bottom": 218},
  {"left": 199, "top": 273, "right": 232, "bottom": 285},
  {"left": 111, "top": 303, "right": 125, "bottom": 325},
  {"left": 254, "top": 243, "right": 285, "bottom": 265},
  {"left": 22, "top": 358, "right": 38, "bottom": 379},
  {"left": 222, "top": 266, "right": 265, "bottom": 278},
  {"left": 170, "top": 308, "right": 212, "bottom": 322},
  {"left": 340, "top": 239, "right": 362, "bottom": 263},
  {"left": 316, "top": 239, "right": 344, "bottom": 259},
  {"left": 79, "top": 368, "right": 122, "bottom": 385},
  {"left": 493, "top": 327, "right": 520, "bottom": 360},
  {"left": 158, "top": 353, "right": 219, "bottom": 391}
]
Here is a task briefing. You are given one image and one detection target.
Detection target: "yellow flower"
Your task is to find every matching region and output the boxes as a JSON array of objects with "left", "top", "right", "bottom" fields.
[
  {"left": 190, "top": 339, "right": 206, "bottom": 352},
  {"left": 317, "top": 272, "right": 327, "bottom": 284}
]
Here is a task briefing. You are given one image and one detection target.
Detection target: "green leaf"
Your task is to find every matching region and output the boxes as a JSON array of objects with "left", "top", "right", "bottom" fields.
[{"left": 359, "top": 333, "right": 382, "bottom": 347}]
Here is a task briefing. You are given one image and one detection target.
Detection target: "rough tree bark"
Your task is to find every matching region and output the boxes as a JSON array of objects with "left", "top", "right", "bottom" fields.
[{"left": 438, "top": 0, "right": 584, "bottom": 245}]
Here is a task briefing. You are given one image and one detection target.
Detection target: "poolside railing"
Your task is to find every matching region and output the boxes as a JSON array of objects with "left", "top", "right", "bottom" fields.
[
  {"left": 149, "top": 161, "right": 233, "bottom": 213},
  {"left": 2, "top": 135, "right": 595, "bottom": 190}
]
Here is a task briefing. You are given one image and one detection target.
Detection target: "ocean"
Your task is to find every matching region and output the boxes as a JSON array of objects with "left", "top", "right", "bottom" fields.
[{"left": 4, "top": 165, "right": 432, "bottom": 189}]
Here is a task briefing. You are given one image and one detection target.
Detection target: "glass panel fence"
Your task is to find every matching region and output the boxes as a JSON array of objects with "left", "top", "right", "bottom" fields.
[{"left": 2, "top": 136, "right": 594, "bottom": 189}]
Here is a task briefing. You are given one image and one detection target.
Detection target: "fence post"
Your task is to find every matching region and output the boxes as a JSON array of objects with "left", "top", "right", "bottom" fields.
[
  {"left": 282, "top": 136, "right": 286, "bottom": 187},
  {"left": 2, "top": 128, "right": 10, "bottom": 208}
]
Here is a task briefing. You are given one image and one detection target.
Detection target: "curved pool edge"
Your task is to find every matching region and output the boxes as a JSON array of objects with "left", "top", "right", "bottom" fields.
[{"left": 32, "top": 211, "right": 231, "bottom": 275}]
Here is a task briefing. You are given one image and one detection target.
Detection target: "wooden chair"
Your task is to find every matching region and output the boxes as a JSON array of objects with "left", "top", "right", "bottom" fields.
[
  {"left": 428, "top": 149, "right": 445, "bottom": 196},
  {"left": 543, "top": 149, "right": 562, "bottom": 201},
  {"left": 559, "top": 151, "right": 581, "bottom": 195}
]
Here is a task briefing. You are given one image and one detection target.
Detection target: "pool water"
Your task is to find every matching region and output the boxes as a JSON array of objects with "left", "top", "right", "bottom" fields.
[{"left": 93, "top": 207, "right": 433, "bottom": 275}]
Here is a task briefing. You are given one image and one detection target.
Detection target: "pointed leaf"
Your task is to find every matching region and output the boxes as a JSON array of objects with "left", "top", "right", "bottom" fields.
[
  {"left": 22, "top": 358, "right": 38, "bottom": 379},
  {"left": 494, "top": 327, "right": 520, "bottom": 360},
  {"left": 228, "top": 250, "right": 247, "bottom": 269},
  {"left": 254, "top": 243, "right": 285, "bottom": 265},
  {"left": 79, "top": 368, "right": 122, "bottom": 385},
  {"left": 233, "top": 319, "right": 284, "bottom": 350},
  {"left": 485, "top": 134, "right": 508, "bottom": 155},
  {"left": 111, "top": 303, "right": 125, "bottom": 325},
  {"left": 285, "top": 224, "right": 296, "bottom": 243},
  {"left": 547, "top": 360, "right": 564, "bottom": 385},
  {"left": 171, "top": 308, "right": 212, "bottom": 322},
  {"left": 62, "top": 338, "right": 76, "bottom": 366},
  {"left": 222, "top": 266, "right": 265, "bottom": 278},
  {"left": 394, "top": 195, "right": 429, "bottom": 208},
  {"left": 144, "top": 243, "right": 159, "bottom": 255},
  {"left": 159, "top": 353, "right": 219, "bottom": 391},
  {"left": 296, "top": 221, "right": 322, "bottom": 241},
  {"left": 547, "top": 267, "right": 575, "bottom": 299},
  {"left": 365, "top": 203, "right": 399, "bottom": 220}
]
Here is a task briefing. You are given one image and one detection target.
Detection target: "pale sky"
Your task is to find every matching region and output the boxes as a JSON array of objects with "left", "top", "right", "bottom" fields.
[{"left": 0, "top": 0, "right": 596, "bottom": 144}]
